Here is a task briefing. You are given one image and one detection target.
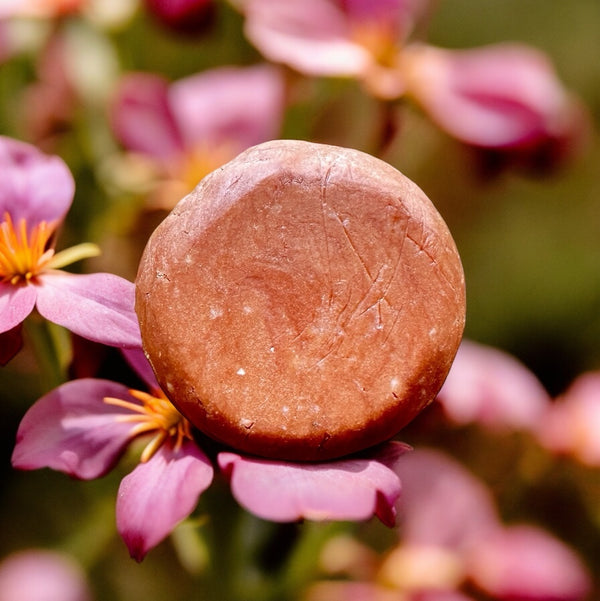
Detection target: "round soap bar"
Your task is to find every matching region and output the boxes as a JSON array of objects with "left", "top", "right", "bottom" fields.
[{"left": 135, "top": 140, "right": 466, "bottom": 461}]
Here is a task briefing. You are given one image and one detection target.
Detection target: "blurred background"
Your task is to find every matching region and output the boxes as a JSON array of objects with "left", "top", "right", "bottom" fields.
[{"left": 1, "top": 1, "right": 599, "bottom": 599}]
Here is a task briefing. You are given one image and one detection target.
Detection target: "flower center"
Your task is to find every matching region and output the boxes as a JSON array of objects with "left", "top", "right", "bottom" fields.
[
  {"left": 104, "top": 388, "right": 193, "bottom": 462},
  {"left": 351, "top": 21, "right": 399, "bottom": 68},
  {"left": 178, "top": 142, "right": 237, "bottom": 191},
  {"left": 0, "top": 213, "right": 56, "bottom": 285},
  {"left": 0, "top": 212, "right": 101, "bottom": 285}
]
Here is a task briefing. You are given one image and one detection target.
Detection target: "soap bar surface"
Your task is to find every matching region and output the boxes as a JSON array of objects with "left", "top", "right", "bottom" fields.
[{"left": 135, "top": 140, "right": 466, "bottom": 460}]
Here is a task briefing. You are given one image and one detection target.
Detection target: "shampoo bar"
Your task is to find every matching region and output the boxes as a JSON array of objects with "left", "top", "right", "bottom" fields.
[{"left": 136, "top": 140, "right": 466, "bottom": 460}]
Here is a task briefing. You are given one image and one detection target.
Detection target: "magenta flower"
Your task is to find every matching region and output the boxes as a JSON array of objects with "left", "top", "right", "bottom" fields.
[
  {"left": 110, "top": 63, "right": 284, "bottom": 209},
  {"left": 12, "top": 348, "right": 409, "bottom": 560},
  {"left": 0, "top": 136, "right": 141, "bottom": 355},
  {"left": 537, "top": 371, "right": 600, "bottom": 466},
  {"left": 436, "top": 340, "right": 551, "bottom": 432},
  {"left": 0, "top": 549, "right": 92, "bottom": 601}
]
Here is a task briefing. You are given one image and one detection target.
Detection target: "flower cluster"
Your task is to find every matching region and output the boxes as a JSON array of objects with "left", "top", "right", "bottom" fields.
[
  {"left": 5, "top": 138, "right": 410, "bottom": 561},
  {"left": 12, "top": 342, "right": 408, "bottom": 561},
  {"left": 238, "top": 0, "right": 586, "bottom": 169},
  {"left": 307, "top": 449, "right": 591, "bottom": 601}
]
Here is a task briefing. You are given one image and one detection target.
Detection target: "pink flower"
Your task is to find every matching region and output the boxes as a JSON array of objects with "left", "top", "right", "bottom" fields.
[
  {"left": 389, "top": 449, "right": 591, "bottom": 600},
  {"left": 239, "top": 0, "right": 585, "bottom": 166},
  {"left": 537, "top": 371, "right": 600, "bottom": 466},
  {"left": 0, "top": 136, "right": 142, "bottom": 355},
  {"left": 308, "top": 450, "right": 591, "bottom": 600},
  {"left": 240, "top": 0, "right": 430, "bottom": 98},
  {"left": 0, "top": 549, "right": 92, "bottom": 601},
  {"left": 12, "top": 348, "right": 409, "bottom": 560},
  {"left": 436, "top": 340, "right": 551, "bottom": 432},
  {"left": 110, "top": 63, "right": 285, "bottom": 209},
  {"left": 402, "top": 43, "right": 586, "bottom": 157}
]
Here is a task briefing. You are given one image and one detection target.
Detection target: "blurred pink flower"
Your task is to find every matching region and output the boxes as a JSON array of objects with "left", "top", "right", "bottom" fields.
[
  {"left": 143, "top": 0, "right": 215, "bottom": 35},
  {"left": 307, "top": 449, "right": 592, "bottom": 600},
  {"left": 239, "top": 0, "right": 585, "bottom": 165},
  {"left": 388, "top": 449, "right": 591, "bottom": 600},
  {"left": 0, "top": 136, "right": 142, "bottom": 357},
  {"left": 22, "top": 31, "right": 78, "bottom": 150},
  {"left": 240, "top": 0, "right": 430, "bottom": 98},
  {"left": 0, "top": 549, "right": 92, "bottom": 601},
  {"left": 12, "top": 348, "right": 409, "bottom": 560},
  {"left": 110, "top": 63, "right": 285, "bottom": 209},
  {"left": 537, "top": 371, "right": 600, "bottom": 466},
  {"left": 402, "top": 43, "right": 586, "bottom": 160},
  {"left": 436, "top": 340, "right": 551, "bottom": 431}
]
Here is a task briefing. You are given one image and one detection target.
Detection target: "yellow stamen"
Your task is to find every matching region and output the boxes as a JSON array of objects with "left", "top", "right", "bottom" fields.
[
  {"left": 104, "top": 388, "right": 193, "bottom": 462},
  {"left": 0, "top": 212, "right": 101, "bottom": 285}
]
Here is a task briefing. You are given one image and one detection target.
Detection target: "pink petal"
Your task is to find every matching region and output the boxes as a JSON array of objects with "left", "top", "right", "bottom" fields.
[
  {"left": 218, "top": 442, "right": 408, "bottom": 526},
  {"left": 537, "top": 371, "right": 600, "bottom": 466},
  {"left": 342, "top": 0, "right": 429, "bottom": 40},
  {"left": 242, "top": 0, "right": 371, "bottom": 76},
  {"left": 110, "top": 73, "right": 184, "bottom": 162},
  {"left": 394, "top": 448, "right": 499, "bottom": 551},
  {"left": 466, "top": 525, "right": 591, "bottom": 601},
  {"left": 168, "top": 64, "right": 284, "bottom": 151},
  {"left": 405, "top": 43, "right": 578, "bottom": 148},
  {"left": 0, "top": 282, "right": 37, "bottom": 333},
  {"left": 12, "top": 379, "right": 137, "bottom": 479},
  {"left": 35, "top": 272, "right": 142, "bottom": 348},
  {"left": 436, "top": 340, "right": 551, "bottom": 431},
  {"left": 0, "top": 135, "right": 74, "bottom": 227},
  {"left": 116, "top": 440, "right": 214, "bottom": 561}
]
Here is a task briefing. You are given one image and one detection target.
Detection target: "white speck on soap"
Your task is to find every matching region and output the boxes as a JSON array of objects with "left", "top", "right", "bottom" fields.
[
  {"left": 209, "top": 307, "right": 223, "bottom": 319},
  {"left": 237, "top": 368, "right": 246, "bottom": 376}
]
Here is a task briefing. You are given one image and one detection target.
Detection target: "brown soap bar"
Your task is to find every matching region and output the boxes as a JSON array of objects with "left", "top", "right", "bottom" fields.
[{"left": 136, "top": 140, "right": 466, "bottom": 461}]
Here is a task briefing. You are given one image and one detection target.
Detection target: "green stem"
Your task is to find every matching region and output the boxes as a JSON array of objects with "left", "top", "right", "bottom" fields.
[{"left": 23, "top": 314, "right": 72, "bottom": 391}]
